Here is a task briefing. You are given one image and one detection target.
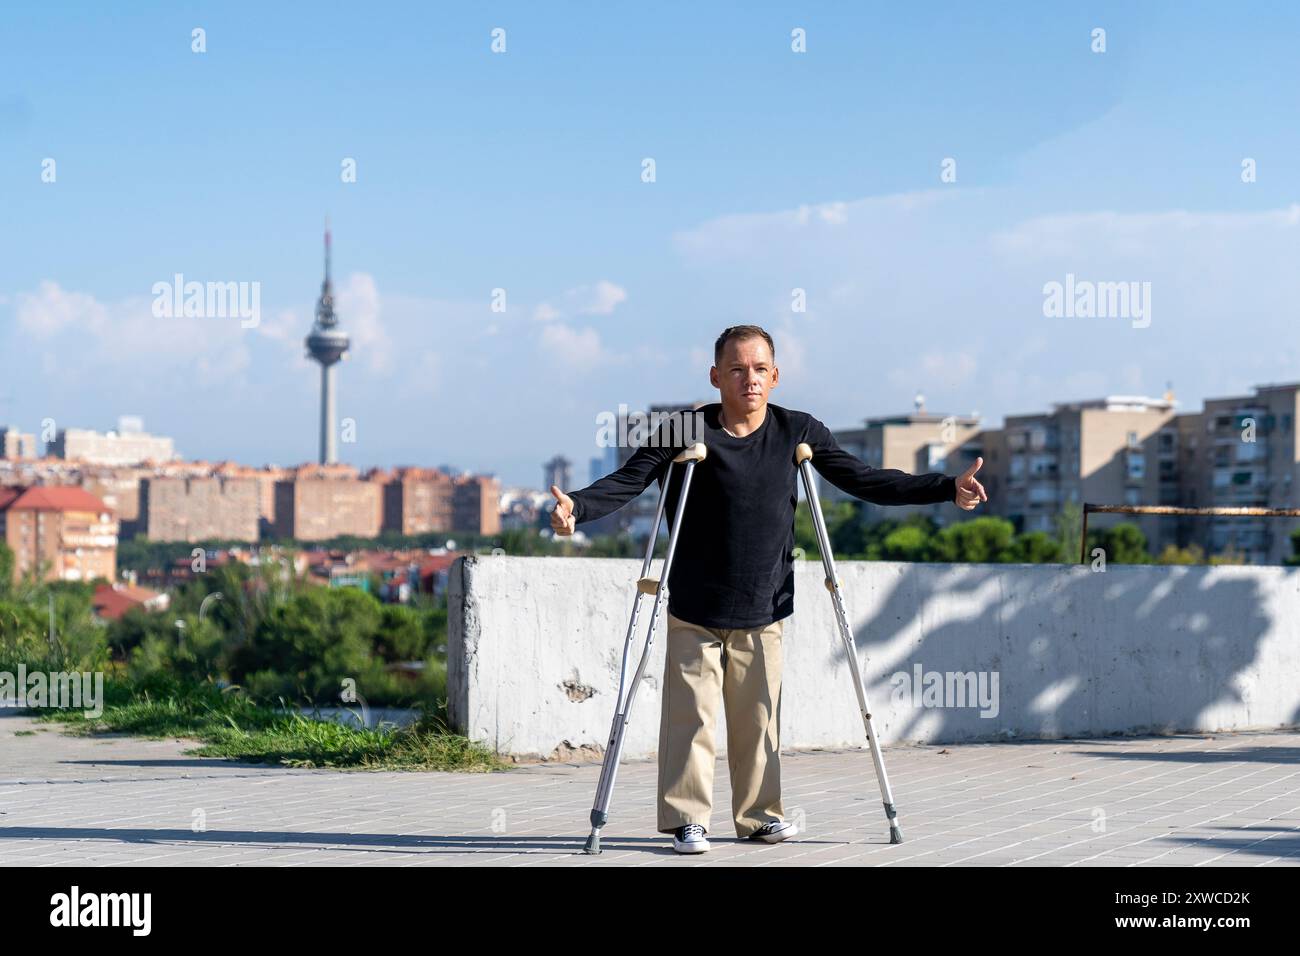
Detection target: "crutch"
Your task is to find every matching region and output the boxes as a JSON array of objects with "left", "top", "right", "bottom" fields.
[
  {"left": 795, "top": 442, "right": 904, "bottom": 844},
  {"left": 583, "top": 442, "right": 708, "bottom": 854}
]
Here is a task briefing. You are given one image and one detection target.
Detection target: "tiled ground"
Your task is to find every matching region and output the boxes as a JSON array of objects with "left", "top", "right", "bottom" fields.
[{"left": 2, "top": 711, "right": 1297, "bottom": 866}]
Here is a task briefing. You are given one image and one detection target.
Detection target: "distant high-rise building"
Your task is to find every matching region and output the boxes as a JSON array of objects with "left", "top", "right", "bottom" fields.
[
  {"left": 824, "top": 409, "right": 983, "bottom": 525},
  {"left": 986, "top": 395, "right": 1178, "bottom": 544},
  {"left": 543, "top": 455, "right": 572, "bottom": 493},
  {"left": 305, "top": 223, "right": 350, "bottom": 465},
  {"left": 0, "top": 427, "right": 36, "bottom": 461},
  {"left": 49, "top": 422, "right": 176, "bottom": 466},
  {"left": 1175, "top": 382, "right": 1300, "bottom": 564}
]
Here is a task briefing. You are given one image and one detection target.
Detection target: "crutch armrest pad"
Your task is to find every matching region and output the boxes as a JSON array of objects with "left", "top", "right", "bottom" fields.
[
  {"left": 795, "top": 442, "right": 814, "bottom": 465},
  {"left": 673, "top": 442, "right": 708, "bottom": 464}
]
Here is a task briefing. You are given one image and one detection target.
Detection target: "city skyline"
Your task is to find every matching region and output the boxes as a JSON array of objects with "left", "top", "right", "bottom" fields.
[{"left": 3, "top": 3, "right": 1299, "bottom": 488}]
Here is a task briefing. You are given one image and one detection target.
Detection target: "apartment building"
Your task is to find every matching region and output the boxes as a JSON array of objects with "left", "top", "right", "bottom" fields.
[
  {"left": 825, "top": 398, "right": 983, "bottom": 525},
  {"left": 451, "top": 474, "right": 501, "bottom": 536},
  {"left": 273, "top": 465, "right": 382, "bottom": 541},
  {"left": 0, "top": 486, "right": 118, "bottom": 583},
  {"left": 379, "top": 467, "right": 454, "bottom": 535},
  {"left": 985, "top": 394, "right": 1179, "bottom": 548},
  {"left": 137, "top": 476, "right": 261, "bottom": 542},
  {"left": 49, "top": 418, "right": 177, "bottom": 466},
  {"left": 1175, "top": 382, "right": 1300, "bottom": 564},
  {"left": 0, "top": 427, "right": 37, "bottom": 461}
]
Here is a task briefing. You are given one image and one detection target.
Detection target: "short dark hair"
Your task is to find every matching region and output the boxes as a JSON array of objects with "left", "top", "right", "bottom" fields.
[{"left": 714, "top": 325, "right": 775, "bottom": 366}]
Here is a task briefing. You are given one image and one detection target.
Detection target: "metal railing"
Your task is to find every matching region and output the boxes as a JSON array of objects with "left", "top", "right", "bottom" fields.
[{"left": 1079, "top": 503, "right": 1300, "bottom": 564}]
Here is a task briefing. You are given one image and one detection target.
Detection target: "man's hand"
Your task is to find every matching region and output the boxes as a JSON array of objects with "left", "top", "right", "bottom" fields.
[
  {"left": 550, "top": 485, "right": 576, "bottom": 536},
  {"left": 955, "top": 457, "right": 988, "bottom": 511}
]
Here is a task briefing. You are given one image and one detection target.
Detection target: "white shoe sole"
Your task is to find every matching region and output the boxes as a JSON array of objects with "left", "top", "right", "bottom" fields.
[
  {"left": 672, "top": 837, "right": 710, "bottom": 854},
  {"left": 750, "top": 823, "right": 798, "bottom": 843}
]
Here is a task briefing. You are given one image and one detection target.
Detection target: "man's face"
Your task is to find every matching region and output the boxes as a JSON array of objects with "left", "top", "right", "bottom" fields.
[{"left": 709, "top": 336, "right": 779, "bottom": 413}]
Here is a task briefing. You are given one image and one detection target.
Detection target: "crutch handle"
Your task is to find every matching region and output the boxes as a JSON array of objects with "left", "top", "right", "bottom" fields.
[
  {"left": 674, "top": 442, "right": 708, "bottom": 464},
  {"left": 795, "top": 442, "right": 813, "bottom": 465}
]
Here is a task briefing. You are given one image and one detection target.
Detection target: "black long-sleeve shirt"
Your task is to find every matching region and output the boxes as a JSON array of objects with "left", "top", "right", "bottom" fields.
[{"left": 568, "top": 402, "right": 957, "bottom": 629}]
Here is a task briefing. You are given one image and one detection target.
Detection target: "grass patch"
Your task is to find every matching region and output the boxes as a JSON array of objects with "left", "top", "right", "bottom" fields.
[{"left": 35, "top": 677, "right": 508, "bottom": 773}]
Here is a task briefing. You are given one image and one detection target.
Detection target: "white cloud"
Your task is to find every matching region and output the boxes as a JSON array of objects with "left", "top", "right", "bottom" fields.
[
  {"left": 532, "top": 279, "right": 628, "bottom": 322},
  {"left": 16, "top": 280, "right": 108, "bottom": 337},
  {"left": 669, "top": 191, "right": 1300, "bottom": 431},
  {"left": 575, "top": 279, "right": 628, "bottom": 315},
  {"left": 11, "top": 281, "right": 253, "bottom": 388},
  {"left": 540, "top": 322, "right": 605, "bottom": 369},
  {"left": 886, "top": 351, "right": 979, "bottom": 392},
  {"left": 335, "top": 272, "right": 389, "bottom": 373},
  {"left": 674, "top": 191, "right": 954, "bottom": 264}
]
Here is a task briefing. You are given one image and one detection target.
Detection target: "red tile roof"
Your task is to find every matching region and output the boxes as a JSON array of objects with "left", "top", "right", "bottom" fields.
[
  {"left": 91, "top": 583, "right": 163, "bottom": 620},
  {"left": 0, "top": 486, "right": 112, "bottom": 514}
]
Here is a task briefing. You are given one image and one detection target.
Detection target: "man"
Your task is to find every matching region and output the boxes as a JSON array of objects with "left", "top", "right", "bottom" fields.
[{"left": 550, "top": 325, "right": 987, "bottom": 854}]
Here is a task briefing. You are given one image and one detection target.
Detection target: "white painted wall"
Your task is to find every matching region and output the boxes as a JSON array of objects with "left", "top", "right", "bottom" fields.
[{"left": 448, "top": 555, "right": 1300, "bottom": 760}]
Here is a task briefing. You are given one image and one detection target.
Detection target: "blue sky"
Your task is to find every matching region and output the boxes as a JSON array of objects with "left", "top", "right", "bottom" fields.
[{"left": 2, "top": 2, "right": 1298, "bottom": 487}]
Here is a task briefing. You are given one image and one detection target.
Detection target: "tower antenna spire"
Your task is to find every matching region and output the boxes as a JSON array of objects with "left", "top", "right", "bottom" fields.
[{"left": 306, "top": 220, "right": 350, "bottom": 464}]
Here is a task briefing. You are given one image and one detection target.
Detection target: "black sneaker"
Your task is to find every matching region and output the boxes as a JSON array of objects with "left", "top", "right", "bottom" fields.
[
  {"left": 672, "top": 824, "right": 710, "bottom": 854},
  {"left": 748, "top": 820, "right": 798, "bottom": 843}
]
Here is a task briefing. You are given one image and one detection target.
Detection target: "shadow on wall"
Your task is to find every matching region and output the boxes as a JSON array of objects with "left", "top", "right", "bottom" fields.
[{"left": 830, "top": 561, "right": 1296, "bottom": 745}]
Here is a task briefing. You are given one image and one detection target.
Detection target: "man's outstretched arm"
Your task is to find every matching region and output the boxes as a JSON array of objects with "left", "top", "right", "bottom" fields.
[
  {"left": 551, "top": 440, "right": 678, "bottom": 535},
  {"left": 803, "top": 414, "right": 958, "bottom": 506}
]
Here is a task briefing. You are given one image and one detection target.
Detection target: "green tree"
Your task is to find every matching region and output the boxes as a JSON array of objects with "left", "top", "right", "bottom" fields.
[
  {"left": 929, "top": 516, "right": 1017, "bottom": 563},
  {"left": 1090, "top": 522, "right": 1150, "bottom": 564},
  {"left": 229, "top": 586, "right": 385, "bottom": 704},
  {"left": 880, "top": 524, "right": 931, "bottom": 561},
  {"left": 1156, "top": 543, "right": 1205, "bottom": 565},
  {"left": 0, "top": 542, "right": 14, "bottom": 599},
  {"left": 1054, "top": 500, "right": 1083, "bottom": 564},
  {"left": 1004, "top": 530, "right": 1066, "bottom": 564}
]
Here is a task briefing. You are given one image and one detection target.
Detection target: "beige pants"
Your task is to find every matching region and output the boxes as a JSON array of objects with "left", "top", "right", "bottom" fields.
[{"left": 657, "top": 610, "right": 786, "bottom": 838}]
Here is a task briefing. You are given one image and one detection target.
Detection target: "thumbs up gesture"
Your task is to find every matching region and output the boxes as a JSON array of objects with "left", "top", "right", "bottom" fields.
[
  {"left": 955, "top": 457, "right": 988, "bottom": 511},
  {"left": 550, "top": 485, "right": 576, "bottom": 536}
]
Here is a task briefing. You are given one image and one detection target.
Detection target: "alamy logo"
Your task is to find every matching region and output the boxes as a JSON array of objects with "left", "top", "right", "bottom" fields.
[
  {"left": 151, "top": 273, "right": 261, "bottom": 328},
  {"left": 50, "top": 886, "right": 151, "bottom": 936},
  {"left": 1042, "top": 273, "right": 1151, "bottom": 328},
  {"left": 0, "top": 665, "right": 104, "bottom": 718},
  {"left": 890, "top": 663, "right": 999, "bottom": 718},
  {"left": 594, "top": 405, "right": 706, "bottom": 449}
]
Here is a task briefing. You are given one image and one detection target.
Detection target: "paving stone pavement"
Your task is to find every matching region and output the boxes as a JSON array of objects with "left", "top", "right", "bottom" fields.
[{"left": 2, "top": 711, "right": 1298, "bottom": 866}]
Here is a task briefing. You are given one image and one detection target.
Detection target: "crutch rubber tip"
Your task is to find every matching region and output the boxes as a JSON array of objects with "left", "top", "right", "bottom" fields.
[
  {"left": 889, "top": 826, "right": 904, "bottom": 845},
  {"left": 583, "top": 832, "right": 602, "bottom": 854}
]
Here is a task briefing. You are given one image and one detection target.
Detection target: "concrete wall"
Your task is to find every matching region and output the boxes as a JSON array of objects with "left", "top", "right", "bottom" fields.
[{"left": 448, "top": 555, "right": 1300, "bottom": 760}]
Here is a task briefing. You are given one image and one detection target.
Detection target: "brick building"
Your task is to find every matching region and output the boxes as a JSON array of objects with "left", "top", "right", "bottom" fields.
[
  {"left": 379, "top": 467, "right": 454, "bottom": 535},
  {"left": 138, "top": 476, "right": 260, "bottom": 542},
  {"left": 0, "top": 486, "right": 118, "bottom": 583},
  {"left": 273, "top": 465, "right": 382, "bottom": 541},
  {"left": 452, "top": 474, "right": 501, "bottom": 536}
]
